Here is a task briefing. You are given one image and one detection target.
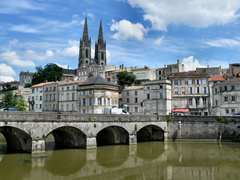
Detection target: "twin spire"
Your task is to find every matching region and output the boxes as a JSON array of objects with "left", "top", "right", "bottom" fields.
[{"left": 82, "top": 16, "right": 104, "bottom": 45}]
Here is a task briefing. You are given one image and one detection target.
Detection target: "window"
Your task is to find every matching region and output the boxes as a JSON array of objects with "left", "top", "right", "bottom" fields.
[
  {"left": 196, "top": 98, "right": 200, "bottom": 105},
  {"left": 66, "top": 93, "right": 69, "bottom": 101},
  {"left": 215, "top": 100, "right": 218, "bottom": 106},
  {"left": 39, "top": 104, "right": 42, "bottom": 109},
  {"left": 214, "top": 88, "right": 218, "bottom": 94},
  {"left": 195, "top": 80, "right": 200, "bottom": 85},
  {"left": 98, "top": 98, "right": 102, "bottom": 105},
  {"left": 231, "top": 85, "right": 235, "bottom": 91},
  {"left": 197, "top": 87, "right": 200, "bottom": 94},
  {"left": 188, "top": 80, "right": 192, "bottom": 85},
  {"left": 53, "top": 95, "right": 55, "bottom": 101},
  {"left": 66, "top": 104, "right": 69, "bottom": 112},
  {"left": 61, "top": 94, "right": 64, "bottom": 101},
  {"left": 107, "top": 98, "right": 110, "bottom": 105},
  {"left": 232, "top": 109, "right": 235, "bottom": 113},
  {"left": 181, "top": 87, "right": 185, "bottom": 95},
  {"left": 173, "top": 80, "right": 179, "bottom": 85},
  {"left": 147, "top": 94, "right": 150, "bottom": 99},
  {"left": 189, "top": 87, "right": 193, "bottom": 94},
  {"left": 32, "top": 89, "right": 34, "bottom": 93},
  {"left": 159, "top": 71, "right": 162, "bottom": 75},
  {"left": 45, "top": 88, "right": 48, "bottom": 92},
  {"left": 53, "top": 87, "right": 56, "bottom": 91},
  {"left": 147, "top": 86, "right": 150, "bottom": 90},
  {"left": 204, "top": 87, "right": 207, "bottom": 94},
  {"left": 159, "top": 85, "right": 163, "bottom": 89},
  {"left": 188, "top": 98, "right": 192, "bottom": 106},
  {"left": 49, "top": 95, "right": 52, "bottom": 101},
  {"left": 160, "top": 93, "right": 163, "bottom": 99},
  {"left": 73, "top": 86, "right": 75, "bottom": 90},
  {"left": 61, "top": 105, "right": 63, "bottom": 112},
  {"left": 45, "top": 95, "right": 48, "bottom": 101},
  {"left": 232, "top": 96, "right": 235, "bottom": 101},
  {"left": 174, "top": 99, "right": 178, "bottom": 106},
  {"left": 202, "top": 79, "right": 206, "bottom": 84},
  {"left": 224, "top": 86, "right": 227, "bottom": 91},
  {"left": 135, "top": 107, "right": 138, "bottom": 113},
  {"left": 83, "top": 99, "right": 86, "bottom": 106},
  {"left": 127, "top": 92, "right": 129, "bottom": 96},
  {"left": 127, "top": 98, "right": 129, "bottom": 103},
  {"left": 86, "top": 49, "right": 88, "bottom": 58},
  {"left": 50, "top": 87, "right": 52, "bottom": 92},
  {"left": 135, "top": 98, "right": 138, "bottom": 103},
  {"left": 40, "top": 96, "right": 42, "bottom": 100},
  {"left": 72, "top": 104, "right": 75, "bottom": 112},
  {"left": 174, "top": 88, "right": 178, "bottom": 95},
  {"left": 226, "top": 109, "right": 229, "bottom": 114},
  {"left": 181, "top": 80, "right": 185, "bottom": 85},
  {"left": 36, "top": 96, "right": 38, "bottom": 100},
  {"left": 135, "top": 91, "right": 138, "bottom": 96},
  {"left": 181, "top": 99, "right": 186, "bottom": 106},
  {"left": 89, "top": 98, "right": 93, "bottom": 106},
  {"left": 203, "top": 98, "right": 207, "bottom": 105},
  {"left": 53, "top": 104, "right": 55, "bottom": 112},
  {"left": 67, "top": 87, "right": 69, "bottom": 91},
  {"left": 224, "top": 97, "right": 228, "bottom": 102},
  {"left": 72, "top": 93, "right": 75, "bottom": 100}
]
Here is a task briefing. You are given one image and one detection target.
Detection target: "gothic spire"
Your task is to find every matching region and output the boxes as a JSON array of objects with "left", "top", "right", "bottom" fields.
[
  {"left": 83, "top": 16, "right": 89, "bottom": 42},
  {"left": 98, "top": 20, "right": 104, "bottom": 44}
]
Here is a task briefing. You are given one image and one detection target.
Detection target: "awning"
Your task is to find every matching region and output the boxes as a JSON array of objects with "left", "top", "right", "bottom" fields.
[{"left": 172, "top": 108, "right": 189, "bottom": 113}]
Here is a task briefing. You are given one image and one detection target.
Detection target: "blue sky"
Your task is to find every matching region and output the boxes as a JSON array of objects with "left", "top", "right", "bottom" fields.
[{"left": 1, "top": 0, "right": 240, "bottom": 82}]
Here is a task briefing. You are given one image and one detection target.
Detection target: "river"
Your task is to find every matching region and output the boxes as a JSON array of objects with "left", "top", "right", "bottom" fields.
[{"left": 0, "top": 135, "right": 240, "bottom": 180}]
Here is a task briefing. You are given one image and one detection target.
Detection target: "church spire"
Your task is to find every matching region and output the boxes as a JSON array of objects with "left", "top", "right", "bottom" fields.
[
  {"left": 98, "top": 20, "right": 104, "bottom": 44},
  {"left": 82, "top": 16, "right": 89, "bottom": 42}
]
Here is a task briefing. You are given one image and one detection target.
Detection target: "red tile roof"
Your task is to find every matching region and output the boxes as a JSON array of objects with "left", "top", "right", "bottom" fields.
[{"left": 210, "top": 75, "right": 226, "bottom": 81}]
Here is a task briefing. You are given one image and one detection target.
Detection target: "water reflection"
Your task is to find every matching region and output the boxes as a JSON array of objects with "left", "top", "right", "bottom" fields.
[
  {"left": 0, "top": 139, "right": 240, "bottom": 179},
  {"left": 44, "top": 149, "right": 86, "bottom": 176},
  {"left": 97, "top": 145, "right": 129, "bottom": 168},
  {"left": 137, "top": 141, "right": 164, "bottom": 160}
]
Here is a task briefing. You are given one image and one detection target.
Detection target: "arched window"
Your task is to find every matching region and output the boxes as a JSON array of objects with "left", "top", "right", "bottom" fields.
[
  {"left": 86, "top": 49, "right": 88, "bottom": 58},
  {"left": 101, "top": 52, "right": 104, "bottom": 60}
]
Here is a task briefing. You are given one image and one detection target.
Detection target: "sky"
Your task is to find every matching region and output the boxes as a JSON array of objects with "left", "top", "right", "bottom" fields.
[{"left": 1, "top": 0, "right": 240, "bottom": 82}]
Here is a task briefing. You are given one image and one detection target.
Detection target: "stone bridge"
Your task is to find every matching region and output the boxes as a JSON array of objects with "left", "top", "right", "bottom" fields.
[
  {"left": 0, "top": 112, "right": 167, "bottom": 153},
  {"left": 1, "top": 112, "right": 240, "bottom": 154}
]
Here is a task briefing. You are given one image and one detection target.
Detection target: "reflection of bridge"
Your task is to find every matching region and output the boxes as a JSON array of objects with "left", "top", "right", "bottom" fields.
[{"left": 0, "top": 112, "right": 167, "bottom": 153}]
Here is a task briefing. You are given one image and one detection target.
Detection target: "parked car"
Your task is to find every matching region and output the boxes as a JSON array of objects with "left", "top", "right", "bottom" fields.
[
  {"left": 0, "top": 107, "right": 18, "bottom": 111},
  {"left": 232, "top": 113, "right": 240, "bottom": 116}
]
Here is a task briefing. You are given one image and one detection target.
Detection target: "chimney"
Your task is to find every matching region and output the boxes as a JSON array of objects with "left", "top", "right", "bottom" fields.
[
  {"left": 67, "top": 77, "right": 70, "bottom": 82},
  {"left": 120, "top": 65, "right": 122, "bottom": 69},
  {"left": 122, "top": 64, "right": 124, "bottom": 69}
]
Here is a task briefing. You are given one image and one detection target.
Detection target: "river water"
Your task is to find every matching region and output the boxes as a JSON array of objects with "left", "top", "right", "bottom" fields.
[{"left": 0, "top": 137, "right": 240, "bottom": 180}]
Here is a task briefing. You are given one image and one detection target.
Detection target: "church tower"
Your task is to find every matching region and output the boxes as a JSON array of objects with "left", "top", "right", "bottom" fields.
[
  {"left": 94, "top": 20, "right": 106, "bottom": 66},
  {"left": 78, "top": 17, "right": 91, "bottom": 68}
]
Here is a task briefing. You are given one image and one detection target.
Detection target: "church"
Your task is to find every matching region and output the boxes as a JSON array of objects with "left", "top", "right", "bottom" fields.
[{"left": 76, "top": 17, "right": 107, "bottom": 80}]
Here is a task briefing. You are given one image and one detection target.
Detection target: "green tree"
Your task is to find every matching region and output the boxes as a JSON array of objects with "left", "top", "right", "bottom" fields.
[
  {"left": 0, "top": 92, "right": 28, "bottom": 111},
  {"left": 32, "top": 63, "right": 65, "bottom": 85},
  {"left": 24, "top": 83, "right": 32, "bottom": 88},
  {"left": 116, "top": 71, "right": 136, "bottom": 90},
  {"left": 88, "top": 72, "right": 94, "bottom": 78}
]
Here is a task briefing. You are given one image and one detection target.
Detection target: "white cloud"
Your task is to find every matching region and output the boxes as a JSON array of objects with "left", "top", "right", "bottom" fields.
[
  {"left": 205, "top": 38, "right": 240, "bottom": 48},
  {"left": 155, "top": 36, "right": 164, "bottom": 45},
  {"left": 182, "top": 56, "right": 204, "bottom": 71},
  {"left": 126, "top": 0, "right": 240, "bottom": 31},
  {"left": 55, "top": 63, "right": 71, "bottom": 69},
  {"left": 0, "top": 63, "right": 16, "bottom": 82},
  {"left": 106, "top": 50, "right": 111, "bottom": 63},
  {"left": 8, "top": 39, "right": 19, "bottom": 45},
  {"left": 0, "top": 50, "right": 35, "bottom": 67},
  {"left": 10, "top": 25, "right": 39, "bottom": 33},
  {"left": 110, "top": 19, "right": 148, "bottom": 40},
  {"left": 56, "top": 40, "right": 79, "bottom": 57},
  {"left": 25, "top": 50, "right": 54, "bottom": 61}
]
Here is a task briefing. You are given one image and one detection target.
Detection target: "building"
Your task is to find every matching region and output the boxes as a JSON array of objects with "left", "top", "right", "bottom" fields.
[
  {"left": 156, "top": 60, "right": 184, "bottom": 80},
  {"left": 42, "top": 80, "right": 85, "bottom": 112},
  {"left": 170, "top": 71, "right": 210, "bottom": 115},
  {"left": 78, "top": 76, "right": 119, "bottom": 114},
  {"left": 0, "top": 81, "right": 19, "bottom": 91},
  {"left": 229, "top": 63, "right": 240, "bottom": 76},
  {"left": 76, "top": 17, "right": 107, "bottom": 80},
  {"left": 29, "top": 82, "right": 53, "bottom": 112},
  {"left": 19, "top": 71, "right": 35, "bottom": 87},
  {"left": 142, "top": 80, "right": 172, "bottom": 115},
  {"left": 122, "top": 86, "right": 144, "bottom": 114},
  {"left": 212, "top": 78, "right": 240, "bottom": 116},
  {"left": 132, "top": 66, "right": 156, "bottom": 86},
  {"left": 196, "top": 66, "right": 222, "bottom": 75}
]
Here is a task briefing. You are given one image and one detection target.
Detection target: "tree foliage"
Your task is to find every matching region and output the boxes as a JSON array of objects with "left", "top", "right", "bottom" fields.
[
  {"left": 116, "top": 71, "right": 136, "bottom": 89},
  {"left": 88, "top": 72, "right": 94, "bottom": 78},
  {"left": 32, "top": 63, "right": 65, "bottom": 85},
  {"left": 0, "top": 92, "right": 28, "bottom": 111}
]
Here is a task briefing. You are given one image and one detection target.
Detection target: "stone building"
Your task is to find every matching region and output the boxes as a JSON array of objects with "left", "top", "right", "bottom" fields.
[
  {"left": 42, "top": 80, "right": 85, "bottom": 112},
  {"left": 78, "top": 76, "right": 119, "bottom": 114},
  {"left": 132, "top": 66, "right": 156, "bottom": 86},
  {"left": 156, "top": 60, "right": 184, "bottom": 80},
  {"left": 169, "top": 71, "right": 210, "bottom": 115},
  {"left": 122, "top": 86, "right": 144, "bottom": 114},
  {"left": 19, "top": 71, "right": 35, "bottom": 87},
  {"left": 142, "top": 80, "right": 172, "bottom": 115},
  {"left": 229, "top": 63, "right": 240, "bottom": 76},
  {"left": 29, "top": 82, "right": 53, "bottom": 112},
  {"left": 212, "top": 78, "right": 240, "bottom": 116},
  {"left": 196, "top": 66, "right": 222, "bottom": 75},
  {"left": 76, "top": 17, "right": 107, "bottom": 80}
]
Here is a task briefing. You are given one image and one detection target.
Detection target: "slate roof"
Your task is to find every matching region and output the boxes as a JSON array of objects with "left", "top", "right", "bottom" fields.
[
  {"left": 170, "top": 70, "right": 209, "bottom": 77},
  {"left": 79, "top": 76, "right": 119, "bottom": 86}
]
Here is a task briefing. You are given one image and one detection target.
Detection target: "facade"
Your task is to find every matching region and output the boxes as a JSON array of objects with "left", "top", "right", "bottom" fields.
[
  {"left": 19, "top": 71, "right": 35, "bottom": 87},
  {"left": 30, "top": 82, "right": 52, "bottom": 112},
  {"left": 122, "top": 86, "right": 144, "bottom": 114},
  {"left": 156, "top": 60, "right": 184, "bottom": 80},
  {"left": 196, "top": 66, "right": 222, "bottom": 75},
  {"left": 0, "top": 81, "right": 19, "bottom": 91},
  {"left": 132, "top": 66, "right": 156, "bottom": 86},
  {"left": 42, "top": 80, "right": 85, "bottom": 112},
  {"left": 77, "top": 17, "right": 107, "bottom": 80},
  {"left": 170, "top": 71, "right": 210, "bottom": 115},
  {"left": 212, "top": 78, "right": 240, "bottom": 116},
  {"left": 78, "top": 76, "right": 119, "bottom": 114},
  {"left": 229, "top": 63, "right": 240, "bottom": 76},
  {"left": 142, "top": 80, "right": 172, "bottom": 115}
]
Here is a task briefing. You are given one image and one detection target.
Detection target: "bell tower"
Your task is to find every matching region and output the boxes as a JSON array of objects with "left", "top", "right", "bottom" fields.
[{"left": 78, "top": 17, "right": 91, "bottom": 68}]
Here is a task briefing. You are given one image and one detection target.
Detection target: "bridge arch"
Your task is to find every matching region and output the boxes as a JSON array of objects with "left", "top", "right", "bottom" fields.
[
  {"left": 0, "top": 126, "right": 32, "bottom": 153},
  {"left": 137, "top": 125, "right": 164, "bottom": 142},
  {"left": 96, "top": 126, "right": 129, "bottom": 146},
  {"left": 46, "top": 126, "right": 87, "bottom": 149}
]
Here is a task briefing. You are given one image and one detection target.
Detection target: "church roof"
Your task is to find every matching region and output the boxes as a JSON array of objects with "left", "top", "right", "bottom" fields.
[{"left": 80, "top": 76, "right": 118, "bottom": 87}]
